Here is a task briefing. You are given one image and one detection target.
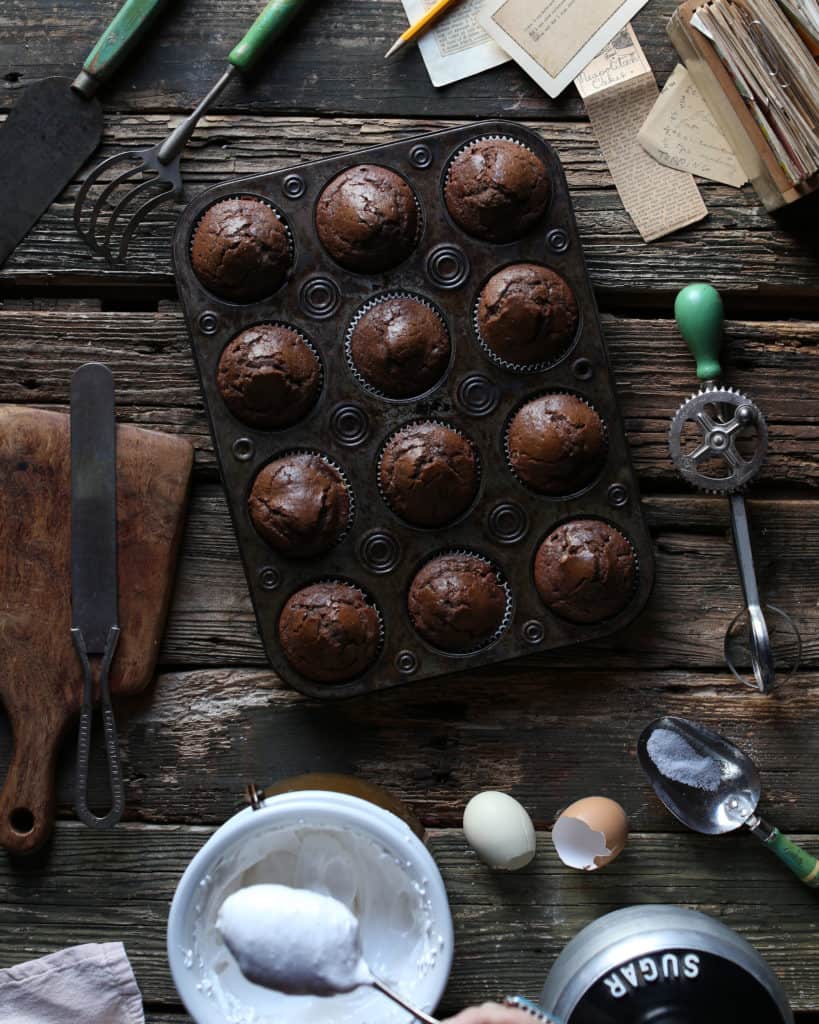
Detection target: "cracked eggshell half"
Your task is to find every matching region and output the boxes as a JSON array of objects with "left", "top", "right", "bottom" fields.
[
  {"left": 463, "top": 791, "right": 537, "bottom": 871},
  {"left": 552, "top": 796, "right": 628, "bottom": 871}
]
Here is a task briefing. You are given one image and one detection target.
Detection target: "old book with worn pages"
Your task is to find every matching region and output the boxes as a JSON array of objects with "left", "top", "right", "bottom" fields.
[{"left": 668, "top": 0, "right": 819, "bottom": 209}]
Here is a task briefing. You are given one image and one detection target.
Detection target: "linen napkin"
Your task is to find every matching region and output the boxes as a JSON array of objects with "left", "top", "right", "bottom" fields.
[{"left": 0, "top": 942, "right": 144, "bottom": 1023}]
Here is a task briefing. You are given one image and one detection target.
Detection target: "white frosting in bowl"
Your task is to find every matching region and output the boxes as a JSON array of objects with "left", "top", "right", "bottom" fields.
[
  {"left": 217, "top": 884, "right": 374, "bottom": 996},
  {"left": 177, "top": 818, "right": 448, "bottom": 1024}
]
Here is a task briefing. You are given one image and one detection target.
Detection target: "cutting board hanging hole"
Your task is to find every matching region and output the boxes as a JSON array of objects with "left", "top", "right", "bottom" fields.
[{"left": 9, "top": 807, "right": 35, "bottom": 835}]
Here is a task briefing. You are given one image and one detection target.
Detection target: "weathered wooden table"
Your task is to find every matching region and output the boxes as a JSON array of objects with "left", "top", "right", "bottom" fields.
[{"left": 1, "top": 1, "right": 818, "bottom": 1020}]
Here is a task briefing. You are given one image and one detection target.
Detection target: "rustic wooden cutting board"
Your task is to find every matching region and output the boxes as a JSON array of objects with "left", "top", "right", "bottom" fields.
[{"left": 0, "top": 406, "right": 193, "bottom": 855}]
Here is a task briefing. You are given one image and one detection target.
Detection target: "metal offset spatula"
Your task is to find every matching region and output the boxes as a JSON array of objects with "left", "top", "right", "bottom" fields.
[
  {"left": 639, "top": 716, "right": 819, "bottom": 888},
  {"left": 74, "top": 0, "right": 311, "bottom": 265},
  {"left": 0, "top": 0, "right": 170, "bottom": 268},
  {"left": 669, "top": 283, "right": 801, "bottom": 692},
  {"left": 70, "top": 363, "right": 124, "bottom": 830}
]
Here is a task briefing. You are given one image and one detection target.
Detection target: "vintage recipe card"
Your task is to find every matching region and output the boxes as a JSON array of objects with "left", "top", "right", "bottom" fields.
[
  {"left": 638, "top": 64, "right": 747, "bottom": 187},
  {"left": 575, "top": 26, "right": 707, "bottom": 241},
  {"left": 480, "top": 0, "right": 652, "bottom": 97},
  {"left": 400, "top": 0, "right": 509, "bottom": 87}
]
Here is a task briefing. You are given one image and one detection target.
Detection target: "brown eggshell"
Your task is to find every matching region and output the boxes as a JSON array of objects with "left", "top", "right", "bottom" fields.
[{"left": 557, "top": 796, "right": 629, "bottom": 868}]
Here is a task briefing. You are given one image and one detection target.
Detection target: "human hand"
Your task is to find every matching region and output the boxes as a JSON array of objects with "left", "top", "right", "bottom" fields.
[{"left": 443, "top": 1002, "right": 544, "bottom": 1024}]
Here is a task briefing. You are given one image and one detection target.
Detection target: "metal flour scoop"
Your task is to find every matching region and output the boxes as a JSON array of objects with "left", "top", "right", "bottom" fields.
[{"left": 638, "top": 716, "right": 819, "bottom": 888}]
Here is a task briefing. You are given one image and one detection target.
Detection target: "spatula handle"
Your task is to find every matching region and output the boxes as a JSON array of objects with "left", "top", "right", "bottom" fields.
[
  {"left": 76, "top": 0, "right": 171, "bottom": 96},
  {"left": 229, "top": 0, "right": 310, "bottom": 73}
]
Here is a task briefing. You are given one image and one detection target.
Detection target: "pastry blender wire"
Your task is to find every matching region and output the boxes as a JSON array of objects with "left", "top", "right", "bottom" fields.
[{"left": 669, "top": 284, "right": 801, "bottom": 692}]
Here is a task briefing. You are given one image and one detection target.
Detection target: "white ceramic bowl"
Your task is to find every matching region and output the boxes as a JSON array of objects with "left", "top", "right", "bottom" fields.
[{"left": 167, "top": 790, "right": 454, "bottom": 1024}]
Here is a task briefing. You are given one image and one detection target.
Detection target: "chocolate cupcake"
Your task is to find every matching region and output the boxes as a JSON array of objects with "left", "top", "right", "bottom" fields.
[
  {"left": 472, "top": 264, "right": 577, "bottom": 372},
  {"left": 534, "top": 519, "right": 636, "bottom": 624},
  {"left": 278, "top": 582, "right": 380, "bottom": 683},
  {"left": 477, "top": 264, "right": 578, "bottom": 369},
  {"left": 316, "top": 165, "right": 419, "bottom": 273},
  {"left": 217, "top": 324, "right": 321, "bottom": 429},
  {"left": 248, "top": 453, "right": 350, "bottom": 558},
  {"left": 444, "top": 138, "right": 550, "bottom": 242},
  {"left": 507, "top": 394, "right": 606, "bottom": 495},
  {"left": 408, "top": 553, "right": 508, "bottom": 652},
  {"left": 348, "top": 296, "right": 450, "bottom": 398},
  {"left": 190, "top": 196, "right": 291, "bottom": 302},
  {"left": 379, "top": 422, "right": 479, "bottom": 527}
]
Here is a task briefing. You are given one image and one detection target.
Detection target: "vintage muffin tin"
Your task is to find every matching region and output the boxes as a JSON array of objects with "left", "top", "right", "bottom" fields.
[{"left": 172, "top": 120, "right": 655, "bottom": 699}]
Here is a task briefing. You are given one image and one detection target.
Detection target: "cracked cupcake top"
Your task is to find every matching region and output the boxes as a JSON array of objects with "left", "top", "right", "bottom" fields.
[
  {"left": 444, "top": 138, "right": 550, "bottom": 242},
  {"left": 534, "top": 519, "right": 636, "bottom": 624},
  {"left": 316, "top": 164, "right": 419, "bottom": 273},
  {"left": 379, "top": 422, "right": 479, "bottom": 528},
  {"left": 476, "top": 263, "right": 578, "bottom": 368},
  {"left": 507, "top": 393, "right": 606, "bottom": 495},
  {"left": 349, "top": 296, "right": 450, "bottom": 398},
  {"left": 278, "top": 582, "right": 380, "bottom": 683},
  {"left": 217, "top": 324, "right": 321, "bottom": 429},
  {"left": 408, "top": 553, "right": 506, "bottom": 652},
  {"left": 248, "top": 453, "right": 350, "bottom": 558},
  {"left": 191, "top": 196, "right": 291, "bottom": 302}
]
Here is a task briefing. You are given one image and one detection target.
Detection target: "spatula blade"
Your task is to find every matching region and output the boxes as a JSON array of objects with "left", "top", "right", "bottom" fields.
[{"left": 0, "top": 78, "right": 102, "bottom": 268}]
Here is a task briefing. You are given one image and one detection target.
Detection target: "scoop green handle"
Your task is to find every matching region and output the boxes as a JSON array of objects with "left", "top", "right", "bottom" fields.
[
  {"left": 674, "top": 283, "right": 724, "bottom": 381},
  {"left": 81, "top": 0, "right": 171, "bottom": 90},
  {"left": 756, "top": 826, "right": 819, "bottom": 888},
  {"left": 229, "top": 0, "right": 310, "bottom": 72}
]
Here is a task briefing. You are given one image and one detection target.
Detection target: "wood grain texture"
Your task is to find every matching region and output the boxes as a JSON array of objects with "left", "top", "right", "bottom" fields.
[
  {"left": 0, "top": 407, "right": 192, "bottom": 853},
  {"left": 0, "top": 0, "right": 685, "bottom": 119},
  {"left": 2, "top": 823, "right": 819, "bottom": 1012},
  {"left": 0, "top": 307, "right": 816, "bottom": 485},
  {"left": 4, "top": 664, "right": 816, "bottom": 832},
  {"left": 0, "top": 117, "right": 817, "bottom": 297}
]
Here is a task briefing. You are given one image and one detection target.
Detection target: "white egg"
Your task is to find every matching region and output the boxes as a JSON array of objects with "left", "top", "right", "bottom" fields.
[{"left": 463, "top": 791, "right": 537, "bottom": 871}]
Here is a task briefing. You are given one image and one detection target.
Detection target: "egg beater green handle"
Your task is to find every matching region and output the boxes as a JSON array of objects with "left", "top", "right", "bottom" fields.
[{"left": 674, "top": 283, "right": 724, "bottom": 381}]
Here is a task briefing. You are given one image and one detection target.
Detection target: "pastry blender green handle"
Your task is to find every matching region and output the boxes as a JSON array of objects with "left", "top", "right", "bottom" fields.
[
  {"left": 674, "top": 282, "right": 725, "bottom": 381},
  {"left": 230, "top": 0, "right": 309, "bottom": 72},
  {"left": 747, "top": 815, "right": 819, "bottom": 888},
  {"left": 74, "top": 0, "right": 171, "bottom": 98}
]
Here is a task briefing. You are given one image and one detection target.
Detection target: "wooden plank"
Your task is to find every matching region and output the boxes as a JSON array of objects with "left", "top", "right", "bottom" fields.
[
  {"left": 6, "top": 664, "right": 816, "bottom": 832},
  {"left": 0, "top": 117, "right": 817, "bottom": 299},
  {"left": 1, "top": 824, "right": 818, "bottom": 1012},
  {"left": 0, "top": 307, "right": 816, "bottom": 484},
  {"left": 0, "top": 0, "right": 681, "bottom": 120},
  {"left": 155, "top": 486, "right": 819, "bottom": 669}
]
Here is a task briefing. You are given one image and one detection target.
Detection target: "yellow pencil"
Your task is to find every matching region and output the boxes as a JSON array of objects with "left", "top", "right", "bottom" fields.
[{"left": 385, "top": 0, "right": 465, "bottom": 58}]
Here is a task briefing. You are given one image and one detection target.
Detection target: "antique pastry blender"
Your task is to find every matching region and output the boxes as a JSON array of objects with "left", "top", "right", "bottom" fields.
[{"left": 669, "top": 283, "right": 801, "bottom": 691}]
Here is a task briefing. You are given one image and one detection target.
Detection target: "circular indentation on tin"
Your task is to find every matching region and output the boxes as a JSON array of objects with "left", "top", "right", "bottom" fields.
[
  {"left": 232, "top": 437, "right": 255, "bottom": 461},
  {"left": 330, "top": 403, "right": 369, "bottom": 446},
  {"left": 488, "top": 502, "right": 529, "bottom": 544},
  {"left": 395, "top": 650, "right": 418, "bottom": 675},
  {"left": 198, "top": 311, "right": 219, "bottom": 334},
  {"left": 608, "top": 483, "right": 629, "bottom": 508},
  {"left": 282, "top": 173, "right": 306, "bottom": 199},
  {"left": 409, "top": 144, "right": 433, "bottom": 169},
  {"left": 456, "top": 374, "right": 500, "bottom": 417},
  {"left": 300, "top": 276, "right": 341, "bottom": 319},
  {"left": 359, "top": 530, "right": 401, "bottom": 574},
  {"left": 547, "top": 228, "right": 570, "bottom": 253},
  {"left": 258, "top": 566, "right": 281, "bottom": 590},
  {"left": 522, "top": 619, "right": 545, "bottom": 645},
  {"left": 572, "top": 357, "right": 594, "bottom": 380},
  {"left": 426, "top": 244, "right": 469, "bottom": 289}
]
